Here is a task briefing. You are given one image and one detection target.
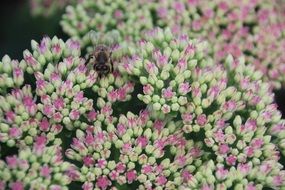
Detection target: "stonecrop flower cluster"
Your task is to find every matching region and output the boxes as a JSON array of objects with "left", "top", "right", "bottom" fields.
[
  {"left": 60, "top": 0, "right": 153, "bottom": 43},
  {"left": 2, "top": 0, "right": 285, "bottom": 189},
  {"left": 60, "top": 0, "right": 285, "bottom": 89},
  {"left": 1, "top": 26, "right": 285, "bottom": 189}
]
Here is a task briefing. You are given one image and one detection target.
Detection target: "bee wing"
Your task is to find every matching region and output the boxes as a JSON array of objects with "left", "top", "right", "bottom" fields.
[
  {"left": 89, "top": 29, "right": 121, "bottom": 47},
  {"left": 84, "top": 55, "right": 95, "bottom": 73},
  {"left": 89, "top": 30, "right": 101, "bottom": 46}
]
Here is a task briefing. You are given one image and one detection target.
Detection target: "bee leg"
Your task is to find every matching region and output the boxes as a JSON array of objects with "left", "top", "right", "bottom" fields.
[
  {"left": 110, "top": 59, "right": 114, "bottom": 73},
  {"left": 109, "top": 51, "right": 114, "bottom": 73},
  {"left": 94, "top": 63, "right": 100, "bottom": 78},
  {"left": 84, "top": 55, "right": 92, "bottom": 65},
  {"left": 106, "top": 67, "right": 111, "bottom": 75},
  {"left": 84, "top": 55, "right": 93, "bottom": 75}
]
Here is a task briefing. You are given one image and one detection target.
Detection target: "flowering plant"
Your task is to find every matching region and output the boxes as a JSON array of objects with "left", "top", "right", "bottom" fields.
[
  {"left": 60, "top": 0, "right": 285, "bottom": 89},
  {"left": 0, "top": 27, "right": 285, "bottom": 190}
]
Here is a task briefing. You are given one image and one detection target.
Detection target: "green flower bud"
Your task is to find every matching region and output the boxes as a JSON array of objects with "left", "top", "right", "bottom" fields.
[
  {"left": 161, "top": 158, "right": 170, "bottom": 168},
  {"left": 156, "top": 80, "right": 164, "bottom": 89},
  {"left": 2, "top": 55, "right": 12, "bottom": 73},
  {"left": 137, "top": 174, "right": 147, "bottom": 183},
  {"left": 171, "top": 103, "right": 180, "bottom": 111},
  {"left": 171, "top": 49, "right": 180, "bottom": 62},
  {"left": 153, "top": 102, "right": 162, "bottom": 111},
  {"left": 145, "top": 145, "right": 154, "bottom": 154}
]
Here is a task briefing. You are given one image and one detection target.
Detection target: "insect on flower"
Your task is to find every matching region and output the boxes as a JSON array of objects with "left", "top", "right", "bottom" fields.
[{"left": 85, "top": 44, "right": 114, "bottom": 78}]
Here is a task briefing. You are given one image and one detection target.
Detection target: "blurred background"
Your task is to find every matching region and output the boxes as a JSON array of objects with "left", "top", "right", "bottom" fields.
[
  {"left": 0, "top": 0, "right": 285, "bottom": 117},
  {"left": 0, "top": 0, "right": 67, "bottom": 59}
]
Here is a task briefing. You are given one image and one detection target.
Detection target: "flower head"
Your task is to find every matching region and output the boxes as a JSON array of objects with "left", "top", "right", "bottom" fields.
[
  {"left": 1, "top": 24, "right": 285, "bottom": 190},
  {"left": 0, "top": 144, "right": 76, "bottom": 189},
  {"left": 61, "top": 0, "right": 154, "bottom": 43},
  {"left": 66, "top": 110, "right": 203, "bottom": 189},
  {"left": 61, "top": 0, "right": 285, "bottom": 88}
]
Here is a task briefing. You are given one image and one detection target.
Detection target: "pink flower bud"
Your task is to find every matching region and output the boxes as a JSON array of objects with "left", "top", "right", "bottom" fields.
[
  {"left": 82, "top": 182, "right": 93, "bottom": 190},
  {"left": 54, "top": 97, "right": 64, "bottom": 110},
  {"left": 238, "top": 163, "right": 251, "bottom": 175},
  {"left": 53, "top": 112, "right": 63, "bottom": 123},
  {"left": 226, "top": 155, "right": 237, "bottom": 165},
  {"left": 153, "top": 120, "right": 164, "bottom": 131},
  {"left": 142, "top": 164, "right": 152, "bottom": 174},
  {"left": 5, "top": 111, "right": 16, "bottom": 123},
  {"left": 117, "top": 88, "right": 127, "bottom": 101},
  {"left": 126, "top": 170, "right": 137, "bottom": 183},
  {"left": 9, "top": 127, "right": 22, "bottom": 139},
  {"left": 161, "top": 104, "right": 171, "bottom": 114},
  {"left": 39, "top": 118, "right": 50, "bottom": 131},
  {"left": 24, "top": 54, "right": 38, "bottom": 67},
  {"left": 107, "top": 90, "right": 117, "bottom": 102},
  {"left": 145, "top": 61, "right": 158, "bottom": 74},
  {"left": 10, "top": 181, "right": 24, "bottom": 190},
  {"left": 50, "top": 124, "right": 63, "bottom": 134},
  {"left": 40, "top": 165, "right": 51, "bottom": 177},
  {"left": 196, "top": 114, "right": 207, "bottom": 126},
  {"left": 96, "top": 159, "right": 107, "bottom": 169},
  {"left": 182, "top": 113, "right": 193, "bottom": 124},
  {"left": 219, "top": 144, "right": 229, "bottom": 155},
  {"left": 215, "top": 166, "right": 229, "bottom": 180},
  {"left": 39, "top": 37, "right": 49, "bottom": 54},
  {"left": 69, "top": 110, "right": 80, "bottom": 120},
  {"left": 52, "top": 44, "right": 62, "bottom": 54},
  {"left": 116, "top": 162, "right": 126, "bottom": 173},
  {"left": 96, "top": 176, "right": 111, "bottom": 190},
  {"left": 23, "top": 96, "right": 37, "bottom": 115},
  {"left": 66, "top": 39, "right": 80, "bottom": 51},
  {"left": 156, "top": 175, "right": 167, "bottom": 186},
  {"left": 0, "top": 181, "right": 6, "bottom": 190},
  {"left": 179, "top": 82, "right": 191, "bottom": 95},
  {"left": 43, "top": 105, "right": 55, "bottom": 117},
  {"left": 83, "top": 156, "right": 94, "bottom": 167},
  {"left": 246, "top": 183, "right": 257, "bottom": 190},
  {"left": 162, "top": 87, "right": 174, "bottom": 100},
  {"left": 136, "top": 136, "right": 148, "bottom": 148},
  {"left": 13, "top": 67, "right": 23, "bottom": 80},
  {"left": 143, "top": 84, "right": 154, "bottom": 95},
  {"left": 181, "top": 170, "right": 192, "bottom": 182},
  {"left": 6, "top": 155, "right": 18, "bottom": 169}
]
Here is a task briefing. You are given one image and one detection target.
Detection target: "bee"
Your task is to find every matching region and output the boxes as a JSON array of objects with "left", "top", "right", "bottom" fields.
[{"left": 85, "top": 44, "right": 114, "bottom": 78}]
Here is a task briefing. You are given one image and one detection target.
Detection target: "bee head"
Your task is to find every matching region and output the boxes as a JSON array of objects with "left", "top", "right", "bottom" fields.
[{"left": 93, "top": 45, "right": 111, "bottom": 63}]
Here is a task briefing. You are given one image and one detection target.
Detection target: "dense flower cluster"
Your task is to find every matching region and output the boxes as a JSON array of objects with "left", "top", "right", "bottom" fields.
[
  {"left": 0, "top": 56, "right": 26, "bottom": 94},
  {"left": 60, "top": 0, "right": 154, "bottom": 43},
  {"left": 60, "top": 0, "right": 285, "bottom": 89},
  {"left": 0, "top": 31, "right": 136, "bottom": 189},
  {"left": 1, "top": 27, "right": 285, "bottom": 189},
  {"left": 0, "top": 37, "right": 80, "bottom": 148},
  {"left": 0, "top": 144, "right": 77, "bottom": 190},
  {"left": 2, "top": 0, "right": 285, "bottom": 188},
  {"left": 119, "top": 28, "right": 285, "bottom": 189},
  {"left": 154, "top": 0, "right": 285, "bottom": 89},
  {"left": 119, "top": 28, "right": 212, "bottom": 114},
  {"left": 0, "top": 33, "right": 135, "bottom": 144},
  {"left": 67, "top": 111, "right": 204, "bottom": 189}
]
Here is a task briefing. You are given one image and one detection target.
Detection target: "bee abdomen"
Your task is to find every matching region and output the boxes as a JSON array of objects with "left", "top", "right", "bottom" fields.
[{"left": 95, "top": 65, "right": 109, "bottom": 71}]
